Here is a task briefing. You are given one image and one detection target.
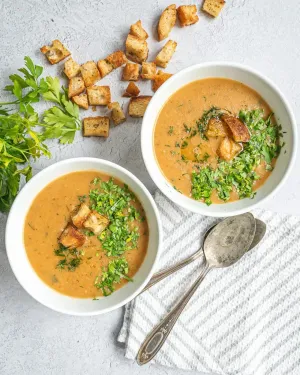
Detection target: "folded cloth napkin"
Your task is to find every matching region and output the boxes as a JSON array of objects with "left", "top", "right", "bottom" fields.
[{"left": 118, "top": 191, "right": 300, "bottom": 375}]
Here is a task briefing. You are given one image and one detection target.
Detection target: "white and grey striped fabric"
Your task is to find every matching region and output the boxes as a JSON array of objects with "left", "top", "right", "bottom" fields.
[{"left": 118, "top": 191, "right": 300, "bottom": 375}]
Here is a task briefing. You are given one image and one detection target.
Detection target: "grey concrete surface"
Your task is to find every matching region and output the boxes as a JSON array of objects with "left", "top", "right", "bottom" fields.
[{"left": 0, "top": 0, "right": 300, "bottom": 374}]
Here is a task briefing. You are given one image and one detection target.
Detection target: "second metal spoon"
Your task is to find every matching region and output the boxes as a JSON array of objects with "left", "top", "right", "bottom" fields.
[{"left": 140, "top": 218, "right": 266, "bottom": 295}]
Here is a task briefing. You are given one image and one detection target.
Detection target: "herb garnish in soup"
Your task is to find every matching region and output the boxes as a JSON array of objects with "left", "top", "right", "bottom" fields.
[
  {"left": 24, "top": 171, "right": 148, "bottom": 298},
  {"left": 154, "top": 78, "right": 283, "bottom": 205}
]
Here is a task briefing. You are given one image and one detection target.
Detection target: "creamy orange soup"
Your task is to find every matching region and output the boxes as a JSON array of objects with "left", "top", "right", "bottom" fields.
[
  {"left": 154, "top": 78, "right": 280, "bottom": 204},
  {"left": 24, "top": 171, "right": 148, "bottom": 298}
]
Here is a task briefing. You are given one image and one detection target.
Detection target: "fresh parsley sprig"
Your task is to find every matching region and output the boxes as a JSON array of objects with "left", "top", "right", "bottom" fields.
[{"left": 0, "top": 56, "right": 81, "bottom": 212}]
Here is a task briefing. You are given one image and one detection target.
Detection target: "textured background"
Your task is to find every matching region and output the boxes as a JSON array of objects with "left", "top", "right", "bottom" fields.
[{"left": 0, "top": 0, "right": 300, "bottom": 374}]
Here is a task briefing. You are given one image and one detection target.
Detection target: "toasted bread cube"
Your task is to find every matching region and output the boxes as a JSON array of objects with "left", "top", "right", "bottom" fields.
[
  {"left": 72, "top": 203, "right": 91, "bottom": 228},
  {"left": 125, "top": 34, "right": 149, "bottom": 64},
  {"left": 141, "top": 62, "right": 156, "bottom": 80},
  {"left": 83, "top": 116, "right": 110, "bottom": 137},
  {"left": 203, "top": 0, "right": 225, "bottom": 17},
  {"left": 221, "top": 115, "right": 250, "bottom": 142},
  {"left": 152, "top": 70, "right": 173, "bottom": 92},
  {"left": 40, "top": 39, "right": 71, "bottom": 64},
  {"left": 130, "top": 20, "right": 149, "bottom": 40},
  {"left": 123, "top": 82, "right": 140, "bottom": 97},
  {"left": 177, "top": 5, "right": 199, "bottom": 26},
  {"left": 81, "top": 61, "right": 101, "bottom": 87},
  {"left": 59, "top": 224, "right": 86, "bottom": 249},
  {"left": 83, "top": 211, "right": 109, "bottom": 235},
  {"left": 217, "top": 137, "right": 242, "bottom": 161},
  {"left": 108, "top": 102, "right": 126, "bottom": 125},
  {"left": 106, "top": 51, "right": 127, "bottom": 69},
  {"left": 97, "top": 59, "right": 114, "bottom": 78},
  {"left": 154, "top": 40, "right": 177, "bottom": 68},
  {"left": 128, "top": 96, "right": 152, "bottom": 118},
  {"left": 206, "top": 118, "right": 229, "bottom": 137},
  {"left": 122, "top": 63, "right": 140, "bottom": 81},
  {"left": 64, "top": 58, "right": 81, "bottom": 79},
  {"left": 158, "top": 4, "right": 177, "bottom": 41},
  {"left": 68, "top": 77, "right": 85, "bottom": 98},
  {"left": 72, "top": 94, "right": 89, "bottom": 110},
  {"left": 86, "top": 86, "right": 111, "bottom": 106}
]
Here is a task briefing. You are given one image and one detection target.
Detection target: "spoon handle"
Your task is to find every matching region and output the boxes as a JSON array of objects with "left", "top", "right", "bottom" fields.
[
  {"left": 139, "top": 249, "right": 203, "bottom": 295},
  {"left": 136, "top": 263, "right": 211, "bottom": 365}
]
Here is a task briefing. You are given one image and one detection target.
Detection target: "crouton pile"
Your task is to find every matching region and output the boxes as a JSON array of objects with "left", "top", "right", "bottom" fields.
[
  {"left": 40, "top": 1, "right": 225, "bottom": 139},
  {"left": 59, "top": 203, "right": 110, "bottom": 249}
]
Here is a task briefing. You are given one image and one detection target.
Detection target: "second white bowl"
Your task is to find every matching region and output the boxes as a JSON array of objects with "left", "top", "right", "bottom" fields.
[{"left": 141, "top": 62, "right": 297, "bottom": 217}]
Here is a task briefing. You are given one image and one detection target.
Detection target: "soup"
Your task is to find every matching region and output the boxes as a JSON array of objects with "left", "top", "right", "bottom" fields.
[
  {"left": 24, "top": 171, "right": 149, "bottom": 298},
  {"left": 154, "top": 78, "right": 282, "bottom": 205}
]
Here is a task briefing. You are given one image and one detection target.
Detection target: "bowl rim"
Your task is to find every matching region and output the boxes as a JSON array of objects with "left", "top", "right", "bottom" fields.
[
  {"left": 5, "top": 157, "right": 162, "bottom": 315},
  {"left": 141, "top": 61, "right": 298, "bottom": 217}
]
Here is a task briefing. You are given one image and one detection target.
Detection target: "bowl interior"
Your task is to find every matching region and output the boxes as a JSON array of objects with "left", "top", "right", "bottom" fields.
[
  {"left": 6, "top": 158, "right": 161, "bottom": 315},
  {"left": 142, "top": 63, "right": 297, "bottom": 216}
]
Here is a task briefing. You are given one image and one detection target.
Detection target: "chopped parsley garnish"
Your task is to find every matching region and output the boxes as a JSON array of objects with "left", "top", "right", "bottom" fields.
[
  {"left": 168, "top": 126, "right": 174, "bottom": 135},
  {"left": 89, "top": 178, "right": 141, "bottom": 257},
  {"left": 78, "top": 195, "right": 87, "bottom": 203},
  {"left": 94, "top": 258, "right": 132, "bottom": 296},
  {"left": 183, "top": 123, "right": 191, "bottom": 133},
  {"left": 191, "top": 109, "right": 281, "bottom": 205},
  {"left": 181, "top": 140, "right": 188, "bottom": 149},
  {"left": 54, "top": 244, "right": 82, "bottom": 271}
]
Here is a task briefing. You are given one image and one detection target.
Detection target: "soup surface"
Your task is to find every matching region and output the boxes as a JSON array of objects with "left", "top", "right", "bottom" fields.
[
  {"left": 24, "top": 171, "right": 148, "bottom": 298},
  {"left": 154, "top": 78, "right": 281, "bottom": 204}
]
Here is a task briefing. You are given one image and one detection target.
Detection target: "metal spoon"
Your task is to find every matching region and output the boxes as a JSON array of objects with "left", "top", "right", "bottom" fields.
[
  {"left": 140, "top": 218, "right": 266, "bottom": 295},
  {"left": 137, "top": 213, "right": 257, "bottom": 365}
]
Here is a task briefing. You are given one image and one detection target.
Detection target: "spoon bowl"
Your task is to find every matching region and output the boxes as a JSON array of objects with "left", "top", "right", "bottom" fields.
[{"left": 204, "top": 213, "right": 256, "bottom": 268}]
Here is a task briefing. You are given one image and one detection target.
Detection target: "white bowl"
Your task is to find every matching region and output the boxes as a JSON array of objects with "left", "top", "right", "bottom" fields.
[
  {"left": 141, "top": 62, "right": 297, "bottom": 217},
  {"left": 6, "top": 158, "right": 162, "bottom": 316}
]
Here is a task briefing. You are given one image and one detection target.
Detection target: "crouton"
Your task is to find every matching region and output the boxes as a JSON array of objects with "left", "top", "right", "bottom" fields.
[
  {"left": 108, "top": 102, "right": 126, "bottom": 125},
  {"left": 206, "top": 118, "right": 229, "bottom": 137},
  {"left": 86, "top": 86, "right": 111, "bottom": 105},
  {"left": 154, "top": 40, "right": 177, "bottom": 68},
  {"left": 72, "top": 94, "right": 89, "bottom": 110},
  {"left": 97, "top": 60, "right": 113, "bottom": 78},
  {"left": 157, "top": 4, "right": 177, "bottom": 41},
  {"left": 83, "top": 211, "right": 109, "bottom": 235},
  {"left": 122, "top": 63, "right": 140, "bottom": 81},
  {"left": 81, "top": 61, "right": 101, "bottom": 87},
  {"left": 202, "top": 0, "right": 225, "bottom": 17},
  {"left": 72, "top": 203, "right": 91, "bottom": 228},
  {"left": 130, "top": 20, "right": 149, "bottom": 40},
  {"left": 123, "top": 82, "right": 140, "bottom": 97},
  {"left": 152, "top": 70, "right": 173, "bottom": 92},
  {"left": 64, "top": 58, "right": 81, "bottom": 79},
  {"left": 40, "top": 39, "right": 71, "bottom": 64},
  {"left": 68, "top": 77, "right": 85, "bottom": 98},
  {"left": 106, "top": 50, "right": 127, "bottom": 69},
  {"left": 83, "top": 116, "right": 110, "bottom": 137},
  {"left": 221, "top": 115, "right": 251, "bottom": 142},
  {"left": 177, "top": 5, "right": 199, "bottom": 26},
  {"left": 125, "top": 34, "right": 149, "bottom": 64},
  {"left": 141, "top": 62, "right": 157, "bottom": 80},
  {"left": 217, "top": 137, "right": 243, "bottom": 161},
  {"left": 128, "top": 96, "right": 152, "bottom": 118},
  {"left": 59, "top": 224, "right": 86, "bottom": 249}
]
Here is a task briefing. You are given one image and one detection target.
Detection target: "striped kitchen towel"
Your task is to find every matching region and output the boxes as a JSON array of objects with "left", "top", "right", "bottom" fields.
[{"left": 118, "top": 191, "right": 300, "bottom": 375}]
